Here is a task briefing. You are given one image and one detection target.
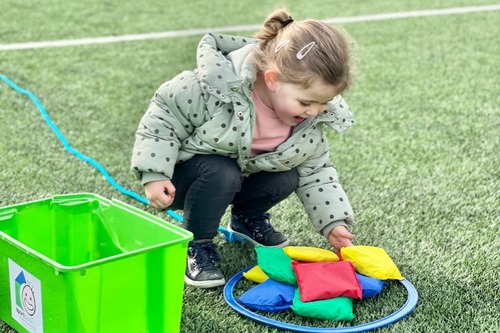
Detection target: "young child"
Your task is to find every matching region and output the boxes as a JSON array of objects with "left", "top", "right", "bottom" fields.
[{"left": 131, "top": 9, "right": 357, "bottom": 288}]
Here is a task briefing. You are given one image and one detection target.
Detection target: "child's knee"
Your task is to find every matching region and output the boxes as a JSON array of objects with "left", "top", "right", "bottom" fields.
[{"left": 199, "top": 155, "right": 242, "bottom": 191}]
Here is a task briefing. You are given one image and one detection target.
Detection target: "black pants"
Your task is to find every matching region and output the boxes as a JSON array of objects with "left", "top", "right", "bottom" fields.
[{"left": 169, "top": 155, "right": 298, "bottom": 240}]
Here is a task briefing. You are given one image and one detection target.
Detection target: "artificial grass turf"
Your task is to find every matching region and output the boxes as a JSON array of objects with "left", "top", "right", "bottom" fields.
[
  {"left": 1, "top": 1, "right": 499, "bottom": 332},
  {"left": 1, "top": 0, "right": 495, "bottom": 44}
]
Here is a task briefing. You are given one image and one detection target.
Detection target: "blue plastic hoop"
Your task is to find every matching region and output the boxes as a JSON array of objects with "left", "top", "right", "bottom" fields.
[{"left": 223, "top": 266, "right": 418, "bottom": 333}]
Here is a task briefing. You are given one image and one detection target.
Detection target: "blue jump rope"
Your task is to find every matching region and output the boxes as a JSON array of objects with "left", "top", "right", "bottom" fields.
[
  {"left": 1, "top": 74, "right": 418, "bottom": 332},
  {"left": 0, "top": 74, "right": 240, "bottom": 242}
]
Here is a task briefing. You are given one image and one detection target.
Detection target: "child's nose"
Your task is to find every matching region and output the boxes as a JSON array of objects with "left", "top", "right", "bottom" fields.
[{"left": 305, "top": 106, "right": 322, "bottom": 117}]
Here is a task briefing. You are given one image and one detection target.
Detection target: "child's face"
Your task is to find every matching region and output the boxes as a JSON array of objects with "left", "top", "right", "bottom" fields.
[{"left": 265, "top": 73, "right": 339, "bottom": 126}]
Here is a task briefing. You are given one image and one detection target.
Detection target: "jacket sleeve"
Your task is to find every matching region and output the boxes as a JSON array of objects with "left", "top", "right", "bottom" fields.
[
  {"left": 295, "top": 132, "right": 355, "bottom": 238},
  {"left": 131, "top": 70, "right": 206, "bottom": 184}
]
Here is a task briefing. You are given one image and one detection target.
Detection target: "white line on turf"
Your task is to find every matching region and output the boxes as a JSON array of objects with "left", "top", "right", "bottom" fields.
[{"left": 0, "top": 5, "right": 499, "bottom": 51}]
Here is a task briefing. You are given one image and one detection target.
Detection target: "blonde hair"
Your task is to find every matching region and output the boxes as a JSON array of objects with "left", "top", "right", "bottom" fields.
[{"left": 254, "top": 9, "right": 355, "bottom": 91}]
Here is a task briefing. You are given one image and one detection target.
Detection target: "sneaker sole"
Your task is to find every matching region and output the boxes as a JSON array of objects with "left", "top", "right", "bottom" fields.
[
  {"left": 184, "top": 275, "right": 226, "bottom": 289},
  {"left": 228, "top": 226, "right": 289, "bottom": 248}
]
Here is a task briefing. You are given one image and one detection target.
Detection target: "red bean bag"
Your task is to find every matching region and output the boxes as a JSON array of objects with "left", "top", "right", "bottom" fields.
[{"left": 292, "top": 261, "right": 362, "bottom": 302}]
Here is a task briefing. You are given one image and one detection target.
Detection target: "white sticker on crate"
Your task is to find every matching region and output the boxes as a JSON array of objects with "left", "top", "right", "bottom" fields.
[{"left": 8, "top": 259, "right": 44, "bottom": 333}]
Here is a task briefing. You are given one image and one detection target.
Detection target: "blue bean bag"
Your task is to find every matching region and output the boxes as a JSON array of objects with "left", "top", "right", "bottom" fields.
[
  {"left": 356, "top": 273, "right": 386, "bottom": 298},
  {"left": 238, "top": 278, "right": 295, "bottom": 312}
]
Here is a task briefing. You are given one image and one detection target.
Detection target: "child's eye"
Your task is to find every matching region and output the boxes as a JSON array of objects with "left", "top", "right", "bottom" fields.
[{"left": 299, "top": 101, "right": 310, "bottom": 107}]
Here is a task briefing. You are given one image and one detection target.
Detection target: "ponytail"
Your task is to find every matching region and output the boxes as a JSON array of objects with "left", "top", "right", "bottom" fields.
[
  {"left": 254, "top": 9, "right": 293, "bottom": 50},
  {"left": 253, "top": 9, "right": 354, "bottom": 91}
]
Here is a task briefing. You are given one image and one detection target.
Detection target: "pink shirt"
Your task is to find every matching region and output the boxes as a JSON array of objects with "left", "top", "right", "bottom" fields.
[{"left": 250, "top": 90, "right": 292, "bottom": 157}]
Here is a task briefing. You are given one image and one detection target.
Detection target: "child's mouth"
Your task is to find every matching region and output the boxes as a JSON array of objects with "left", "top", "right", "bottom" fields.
[{"left": 294, "top": 116, "right": 305, "bottom": 124}]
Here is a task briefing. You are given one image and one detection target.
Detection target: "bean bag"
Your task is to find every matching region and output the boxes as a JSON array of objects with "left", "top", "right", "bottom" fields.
[
  {"left": 283, "top": 246, "right": 339, "bottom": 262},
  {"left": 291, "top": 288, "right": 355, "bottom": 321},
  {"left": 243, "top": 265, "right": 269, "bottom": 283},
  {"left": 291, "top": 261, "right": 362, "bottom": 302},
  {"left": 255, "top": 246, "right": 296, "bottom": 285},
  {"left": 356, "top": 273, "right": 386, "bottom": 298},
  {"left": 340, "top": 246, "right": 403, "bottom": 280},
  {"left": 238, "top": 279, "right": 295, "bottom": 312}
]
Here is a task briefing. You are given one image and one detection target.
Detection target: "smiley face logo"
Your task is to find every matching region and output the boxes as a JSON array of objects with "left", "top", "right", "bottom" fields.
[{"left": 21, "top": 284, "right": 36, "bottom": 316}]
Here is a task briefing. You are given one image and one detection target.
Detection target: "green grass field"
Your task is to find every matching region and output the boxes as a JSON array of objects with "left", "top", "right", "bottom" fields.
[{"left": 1, "top": 0, "right": 499, "bottom": 332}]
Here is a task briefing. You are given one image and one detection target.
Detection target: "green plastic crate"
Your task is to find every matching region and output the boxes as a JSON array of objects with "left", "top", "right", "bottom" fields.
[{"left": 0, "top": 193, "right": 192, "bottom": 333}]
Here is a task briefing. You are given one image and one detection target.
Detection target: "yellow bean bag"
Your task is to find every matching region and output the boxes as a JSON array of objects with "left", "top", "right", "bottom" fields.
[
  {"left": 340, "top": 246, "right": 403, "bottom": 280},
  {"left": 283, "top": 246, "right": 339, "bottom": 262},
  {"left": 243, "top": 265, "right": 269, "bottom": 283}
]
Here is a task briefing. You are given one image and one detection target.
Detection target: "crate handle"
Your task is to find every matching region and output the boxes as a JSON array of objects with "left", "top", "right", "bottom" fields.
[
  {"left": 51, "top": 196, "right": 98, "bottom": 207},
  {"left": 0, "top": 208, "right": 18, "bottom": 221}
]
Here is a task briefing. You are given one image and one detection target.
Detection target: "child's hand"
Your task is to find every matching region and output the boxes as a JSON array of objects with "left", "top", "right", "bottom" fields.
[
  {"left": 144, "top": 180, "right": 176, "bottom": 210},
  {"left": 328, "top": 226, "right": 356, "bottom": 251}
]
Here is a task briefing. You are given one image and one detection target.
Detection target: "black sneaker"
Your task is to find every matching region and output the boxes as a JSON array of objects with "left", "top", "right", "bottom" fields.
[
  {"left": 229, "top": 213, "right": 289, "bottom": 248},
  {"left": 185, "top": 240, "right": 225, "bottom": 288}
]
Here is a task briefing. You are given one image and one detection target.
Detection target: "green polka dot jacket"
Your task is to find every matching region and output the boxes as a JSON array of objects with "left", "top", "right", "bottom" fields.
[{"left": 132, "top": 33, "right": 355, "bottom": 238}]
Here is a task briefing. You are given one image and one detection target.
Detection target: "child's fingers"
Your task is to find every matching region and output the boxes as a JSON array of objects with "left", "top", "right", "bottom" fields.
[
  {"left": 338, "top": 227, "right": 356, "bottom": 240},
  {"left": 147, "top": 192, "right": 173, "bottom": 209},
  {"left": 345, "top": 232, "right": 356, "bottom": 240},
  {"left": 163, "top": 182, "right": 176, "bottom": 199}
]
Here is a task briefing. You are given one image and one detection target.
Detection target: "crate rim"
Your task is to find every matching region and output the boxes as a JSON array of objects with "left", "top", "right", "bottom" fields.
[{"left": 0, "top": 193, "right": 193, "bottom": 274}]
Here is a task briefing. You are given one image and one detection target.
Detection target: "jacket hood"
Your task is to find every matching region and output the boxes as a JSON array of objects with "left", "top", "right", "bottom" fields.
[
  {"left": 196, "top": 33, "right": 257, "bottom": 103},
  {"left": 196, "top": 33, "right": 354, "bottom": 133}
]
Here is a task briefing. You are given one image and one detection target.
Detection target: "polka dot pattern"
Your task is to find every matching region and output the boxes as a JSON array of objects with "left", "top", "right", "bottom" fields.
[{"left": 131, "top": 33, "right": 355, "bottom": 236}]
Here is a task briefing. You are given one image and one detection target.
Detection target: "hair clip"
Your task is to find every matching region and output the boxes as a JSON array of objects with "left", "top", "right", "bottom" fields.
[
  {"left": 282, "top": 17, "right": 294, "bottom": 27},
  {"left": 275, "top": 39, "right": 290, "bottom": 54},
  {"left": 296, "top": 41, "right": 316, "bottom": 60}
]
